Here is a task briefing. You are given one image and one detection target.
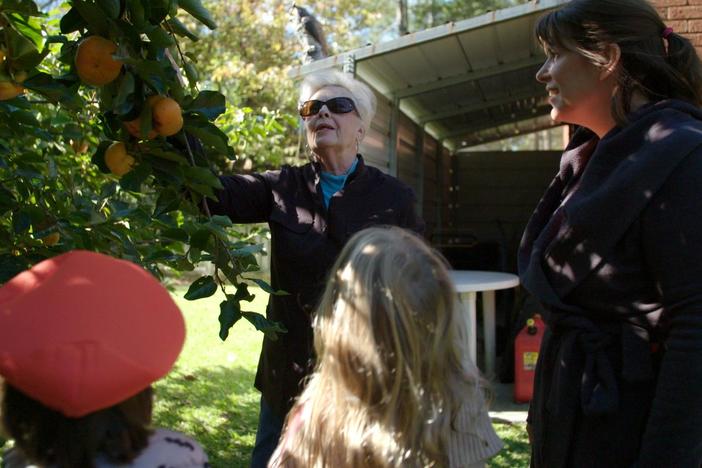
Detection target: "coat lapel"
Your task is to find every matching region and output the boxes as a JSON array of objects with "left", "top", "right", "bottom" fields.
[{"left": 521, "top": 101, "right": 702, "bottom": 304}]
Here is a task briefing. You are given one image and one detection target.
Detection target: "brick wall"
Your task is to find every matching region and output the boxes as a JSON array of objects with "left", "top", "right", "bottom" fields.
[{"left": 654, "top": 0, "right": 702, "bottom": 48}]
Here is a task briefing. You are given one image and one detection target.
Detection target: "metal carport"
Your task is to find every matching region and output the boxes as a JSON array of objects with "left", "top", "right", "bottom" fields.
[{"left": 289, "top": 0, "right": 568, "bottom": 242}]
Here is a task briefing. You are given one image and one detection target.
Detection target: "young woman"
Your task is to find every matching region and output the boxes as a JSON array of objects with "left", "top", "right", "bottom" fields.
[
  {"left": 269, "top": 227, "right": 502, "bottom": 467},
  {"left": 519, "top": 1, "right": 702, "bottom": 466},
  {"left": 0, "top": 250, "right": 208, "bottom": 467}
]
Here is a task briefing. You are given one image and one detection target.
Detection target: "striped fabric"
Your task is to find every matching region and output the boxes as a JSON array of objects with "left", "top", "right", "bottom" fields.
[{"left": 447, "top": 395, "right": 504, "bottom": 467}]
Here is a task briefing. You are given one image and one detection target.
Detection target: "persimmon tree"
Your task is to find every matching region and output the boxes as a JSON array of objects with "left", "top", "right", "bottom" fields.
[{"left": 0, "top": 0, "right": 285, "bottom": 341}]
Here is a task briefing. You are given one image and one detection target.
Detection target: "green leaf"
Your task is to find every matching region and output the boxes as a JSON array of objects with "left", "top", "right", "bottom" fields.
[
  {"left": 187, "top": 182, "right": 216, "bottom": 199},
  {"left": 245, "top": 278, "right": 289, "bottom": 296},
  {"left": 0, "top": 255, "right": 30, "bottom": 283},
  {"left": 113, "top": 73, "right": 136, "bottom": 116},
  {"left": 0, "top": 185, "right": 16, "bottom": 216},
  {"left": 172, "top": 257, "right": 195, "bottom": 271},
  {"left": 167, "top": 0, "right": 178, "bottom": 17},
  {"left": 110, "top": 206, "right": 136, "bottom": 221},
  {"left": 148, "top": 0, "right": 170, "bottom": 24},
  {"left": 147, "top": 147, "right": 189, "bottom": 164},
  {"left": 9, "top": 108, "right": 39, "bottom": 127},
  {"left": 1, "top": 0, "right": 41, "bottom": 16},
  {"left": 145, "top": 25, "right": 175, "bottom": 48},
  {"left": 8, "top": 12, "right": 44, "bottom": 49},
  {"left": 242, "top": 312, "right": 287, "bottom": 341},
  {"left": 144, "top": 249, "right": 178, "bottom": 263},
  {"left": 120, "top": 57, "right": 169, "bottom": 93},
  {"left": 23, "top": 73, "right": 80, "bottom": 106},
  {"left": 232, "top": 244, "right": 263, "bottom": 257},
  {"left": 218, "top": 297, "right": 242, "bottom": 340},
  {"left": 166, "top": 18, "right": 199, "bottom": 41},
  {"left": 12, "top": 210, "right": 31, "bottom": 234},
  {"left": 60, "top": 7, "right": 88, "bottom": 34},
  {"left": 11, "top": 49, "right": 47, "bottom": 71},
  {"left": 138, "top": 100, "right": 154, "bottom": 139},
  {"left": 183, "top": 60, "right": 198, "bottom": 86},
  {"left": 100, "top": 181, "right": 118, "bottom": 199},
  {"left": 184, "top": 120, "right": 231, "bottom": 155},
  {"left": 184, "top": 275, "right": 217, "bottom": 300},
  {"left": 186, "top": 90, "right": 225, "bottom": 120},
  {"left": 119, "top": 161, "right": 152, "bottom": 192},
  {"left": 178, "top": 0, "right": 217, "bottom": 30},
  {"left": 92, "top": 141, "right": 114, "bottom": 173},
  {"left": 209, "top": 214, "right": 232, "bottom": 228},
  {"left": 126, "top": 0, "right": 146, "bottom": 27},
  {"left": 5, "top": 27, "right": 38, "bottom": 60},
  {"left": 233, "top": 283, "right": 255, "bottom": 302},
  {"left": 184, "top": 166, "right": 223, "bottom": 190},
  {"left": 203, "top": 220, "right": 230, "bottom": 242},
  {"left": 189, "top": 228, "right": 211, "bottom": 249},
  {"left": 162, "top": 227, "right": 189, "bottom": 242},
  {"left": 98, "top": 0, "right": 121, "bottom": 19},
  {"left": 72, "top": 0, "right": 110, "bottom": 36},
  {"left": 112, "top": 15, "right": 142, "bottom": 46},
  {"left": 153, "top": 187, "right": 181, "bottom": 217}
]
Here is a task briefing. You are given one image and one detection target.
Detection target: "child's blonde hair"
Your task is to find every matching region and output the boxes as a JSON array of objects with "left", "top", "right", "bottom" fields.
[{"left": 274, "top": 226, "right": 486, "bottom": 467}]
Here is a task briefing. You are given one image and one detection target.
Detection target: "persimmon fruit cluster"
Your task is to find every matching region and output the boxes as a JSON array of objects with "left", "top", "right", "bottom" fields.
[
  {"left": 124, "top": 95, "right": 184, "bottom": 139},
  {"left": 104, "top": 142, "right": 135, "bottom": 176},
  {"left": 74, "top": 36, "right": 123, "bottom": 86}
]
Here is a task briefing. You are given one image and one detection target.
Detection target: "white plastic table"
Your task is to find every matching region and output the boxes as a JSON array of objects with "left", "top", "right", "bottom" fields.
[{"left": 448, "top": 270, "right": 520, "bottom": 377}]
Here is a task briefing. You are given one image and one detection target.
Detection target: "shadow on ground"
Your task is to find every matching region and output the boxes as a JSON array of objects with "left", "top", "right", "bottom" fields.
[{"left": 154, "top": 364, "right": 259, "bottom": 468}]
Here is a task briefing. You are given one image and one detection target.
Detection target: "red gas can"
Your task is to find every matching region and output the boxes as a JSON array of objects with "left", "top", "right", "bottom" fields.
[{"left": 514, "top": 314, "right": 546, "bottom": 403}]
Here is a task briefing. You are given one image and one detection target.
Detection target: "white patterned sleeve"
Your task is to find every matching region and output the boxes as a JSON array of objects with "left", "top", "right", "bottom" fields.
[
  {"left": 124, "top": 428, "right": 210, "bottom": 467},
  {"left": 447, "top": 397, "right": 504, "bottom": 468}
]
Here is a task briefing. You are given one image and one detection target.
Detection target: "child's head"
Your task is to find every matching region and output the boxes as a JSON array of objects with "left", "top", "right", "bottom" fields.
[
  {"left": 0, "top": 250, "right": 185, "bottom": 467},
  {"left": 314, "top": 226, "right": 460, "bottom": 407},
  {"left": 281, "top": 226, "right": 482, "bottom": 467}
]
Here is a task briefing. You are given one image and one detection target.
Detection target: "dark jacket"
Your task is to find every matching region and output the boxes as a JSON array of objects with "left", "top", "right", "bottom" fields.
[
  {"left": 209, "top": 155, "right": 424, "bottom": 417},
  {"left": 519, "top": 100, "right": 702, "bottom": 468}
]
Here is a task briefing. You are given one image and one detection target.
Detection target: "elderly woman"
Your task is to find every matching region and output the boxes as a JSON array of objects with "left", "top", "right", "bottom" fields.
[
  {"left": 520, "top": 0, "right": 702, "bottom": 467},
  {"left": 207, "top": 69, "right": 424, "bottom": 467}
]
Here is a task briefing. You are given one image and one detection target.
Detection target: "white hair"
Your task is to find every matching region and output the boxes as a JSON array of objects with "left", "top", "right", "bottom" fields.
[{"left": 299, "top": 69, "right": 377, "bottom": 133}]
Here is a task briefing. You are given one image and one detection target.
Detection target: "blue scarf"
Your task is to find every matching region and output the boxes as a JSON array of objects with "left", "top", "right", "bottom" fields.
[{"left": 320, "top": 157, "right": 359, "bottom": 208}]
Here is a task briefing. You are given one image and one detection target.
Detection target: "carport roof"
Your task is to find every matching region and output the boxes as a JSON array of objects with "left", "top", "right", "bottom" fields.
[{"left": 289, "top": 0, "right": 569, "bottom": 152}]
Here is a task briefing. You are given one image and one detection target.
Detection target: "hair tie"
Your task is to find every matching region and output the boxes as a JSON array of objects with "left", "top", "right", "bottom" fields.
[{"left": 662, "top": 26, "right": 674, "bottom": 39}]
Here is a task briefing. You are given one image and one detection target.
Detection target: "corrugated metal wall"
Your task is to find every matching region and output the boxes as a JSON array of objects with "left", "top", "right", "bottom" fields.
[
  {"left": 359, "top": 91, "right": 451, "bottom": 238},
  {"left": 362, "top": 94, "right": 393, "bottom": 171},
  {"left": 360, "top": 94, "right": 559, "bottom": 258},
  {"left": 450, "top": 150, "right": 561, "bottom": 269}
]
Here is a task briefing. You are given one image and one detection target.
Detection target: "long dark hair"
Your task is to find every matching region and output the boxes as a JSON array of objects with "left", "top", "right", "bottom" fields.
[
  {"left": 536, "top": 0, "right": 702, "bottom": 125},
  {"left": 1, "top": 383, "right": 153, "bottom": 467}
]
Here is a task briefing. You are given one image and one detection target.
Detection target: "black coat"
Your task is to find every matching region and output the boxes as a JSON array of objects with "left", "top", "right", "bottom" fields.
[
  {"left": 209, "top": 155, "right": 424, "bottom": 418},
  {"left": 519, "top": 100, "right": 702, "bottom": 468}
]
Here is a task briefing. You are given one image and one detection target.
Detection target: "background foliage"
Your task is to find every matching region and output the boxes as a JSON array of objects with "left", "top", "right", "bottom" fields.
[{"left": 0, "top": 0, "right": 284, "bottom": 342}]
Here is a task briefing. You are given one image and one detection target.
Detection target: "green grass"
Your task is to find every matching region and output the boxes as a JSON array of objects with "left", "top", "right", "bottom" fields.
[
  {"left": 1, "top": 286, "right": 529, "bottom": 467},
  {"left": 155, "top": 287, "right": 530, "bottom": 467},
  {"left": 152, "top": 287, "right": 267, "bottom": 467},
  {"left": 490, "top": 422, "right": 530, "bottom": 467}
]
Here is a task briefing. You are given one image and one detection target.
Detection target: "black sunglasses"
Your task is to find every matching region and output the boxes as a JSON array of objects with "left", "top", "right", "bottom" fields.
[{"left": 299, "top": 97, "right": 357, "bottom": 117}]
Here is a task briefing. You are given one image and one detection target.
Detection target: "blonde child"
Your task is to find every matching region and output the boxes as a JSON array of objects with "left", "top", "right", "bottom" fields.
[{"left": 269, "top": 226, "right": 502, "bottom": 467}]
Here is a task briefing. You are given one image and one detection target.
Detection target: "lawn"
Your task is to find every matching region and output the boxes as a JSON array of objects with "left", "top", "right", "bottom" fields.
[
  {"left": 154, "top": 287, "right": 530, "bottom": 467},
  {"left": 0, "top": 286, "right": 529, "bottom": 467}
]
